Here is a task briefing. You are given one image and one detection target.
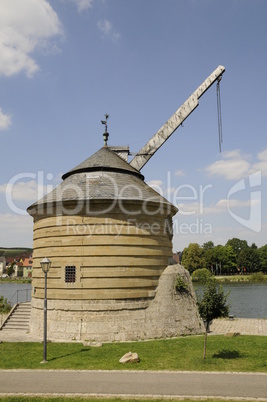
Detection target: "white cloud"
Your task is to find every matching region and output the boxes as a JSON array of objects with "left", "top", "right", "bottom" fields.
[
  {"left": 258, "top": 148, "right": 267, "bottom": 161},
  {"left": 175, "top": 170, "right": 185, "bottom": 177},
  {"left": 205, "top": 198, "right": 257, "bottom": 215},
  {"left": 70, "top": 0, "right": 94, "bottom": 12},
  {"left": 0, "top": 213, "right": 33, "bottom": 247},
  {"left": 147, "top": 179, "right": 163, "bottom": 187},
  {"left": 251, "top": 148, "right": 267, "bottom": 177},
  {"left": 0, "top": 0, "right": 62, "bottom": 78},
  {"left": 176, "top": 198, "right": 256, "bottom": 217},
  {"left": 4, "top": 179, "right": 45, "bottom": 202},
  {"left": 97, "top": 19, "right": 120, "bottom": 41},
  {"left": 0, "top": 108, "right": 11, "bottom": 130},
  {"left": 0, "top": 213, "right": 32, "bottom": 230},
  {"left": 97, "top": 19, "right": 112, "bottom": 34},
  {"left": 112, "top": 32, "right": 121, "bottom": 41},
  {"left": 204, "top": 149, "right": 250, "bottom": 180}
]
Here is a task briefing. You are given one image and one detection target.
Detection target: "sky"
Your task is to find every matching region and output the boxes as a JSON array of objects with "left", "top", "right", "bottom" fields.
[{"left": 0, "top": 0, "right": 266, "bottom": 252}]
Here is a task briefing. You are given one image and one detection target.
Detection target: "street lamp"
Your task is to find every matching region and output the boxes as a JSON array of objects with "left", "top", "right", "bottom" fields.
[{"left": 40, "top": 257, "right": 51, "bottom": 363}]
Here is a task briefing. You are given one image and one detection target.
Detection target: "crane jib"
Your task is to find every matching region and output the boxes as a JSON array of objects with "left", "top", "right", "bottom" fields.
[{"left": 129, "top": 65, "right": 225, "bottom": 171}]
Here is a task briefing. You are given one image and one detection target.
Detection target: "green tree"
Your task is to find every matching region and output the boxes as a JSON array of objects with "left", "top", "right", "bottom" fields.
[
  {"left": 202, "top": 241, "right": 214, "bottom": 250},
  {"left": 238, "top": 247, "right": 261, "bottom": 273},
  {"left": 182, "top": 243, "right": 206, "bottom": 274},
  {"left": 202, "top": 242, "right": 214, "bottom": 272},
  {"left": 222, "top": 245, "right": 237, "bottom": 274},
  {"left": 211, "top": 245, "right": 236, "bottom": 274},
  {"left": 7, "top": 262, "right": 15, "bottom": 277},
  {"left": 258, "top": 245, "right": 267, "bottom": 273},
  {"left": 226, "top": 238, "right": 248, "bottom": 258},
  {"left": 197, "top": 278, "right": 229, "bottom": 359}
]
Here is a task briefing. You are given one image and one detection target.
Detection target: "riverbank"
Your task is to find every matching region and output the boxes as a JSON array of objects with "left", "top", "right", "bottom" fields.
[
  {"left": 195, "top": 273, "right": 267, "bottom": 283},
  {"left": 0, "top": 277, "right": 31, "bottom": 284}
]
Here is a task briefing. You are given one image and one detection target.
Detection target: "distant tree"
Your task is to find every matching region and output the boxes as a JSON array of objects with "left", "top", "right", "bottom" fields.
[
  {"left": 226, "top": 238, "right": 248, "bottom": 258},
  {"left": 238, "top": 247, "right": 261, "bottom": 273},
  {"left": 212, "top": 245, "right": 236, "bottom": 274},
  {"left": 197, "top": 278, "right": 229, "bottom": 359},
  {"left": 182, "top": 243, "right": 206, "bottom": 274},
  {"left": 258, "top": 245, "right": 267, "bottom": 273},
  {"left": 7, "top": 262, "right": 15, "bottom": 277},
  {"left": 222, "top": 245, "right": 237, "bottom": 274},
  {"left": 202, "top": 241, "right": 214, "bottom": 250},
  {"left": 202, "top": 242, "right": 215, "bottom": 272}
]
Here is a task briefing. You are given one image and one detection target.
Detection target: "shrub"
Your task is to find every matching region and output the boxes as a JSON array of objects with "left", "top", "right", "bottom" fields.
[
  {"left": 191, "top": 268, "right": 212, "bottom": 283},
  {"left": 249, "top": 272, "right": 266, "bottom": 282},
  {"left": 175, "top": 275, "right": 189, "bottom": 293},
  {"left": 0, "top": 296, "right": 12, "bottom": 313}
]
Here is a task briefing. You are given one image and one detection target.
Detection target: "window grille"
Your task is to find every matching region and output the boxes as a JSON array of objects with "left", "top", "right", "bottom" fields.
[{"left": 65, "top": 266, "right": 76, "bottom": 283}]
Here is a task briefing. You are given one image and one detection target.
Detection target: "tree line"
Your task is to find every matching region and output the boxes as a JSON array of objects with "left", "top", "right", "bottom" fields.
[{"left": 181, "top": 238, "right": 267, "bottom": 275}]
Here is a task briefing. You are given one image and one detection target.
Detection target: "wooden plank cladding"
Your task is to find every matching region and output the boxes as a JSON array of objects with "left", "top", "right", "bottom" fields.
[
  {"left": 34, "top": 287, "right": 156, "bottom": 300},
  {"left": 33, "top": 214, "right": 167, "bottom": 229},
  {"left": 32, "top": 266, "right": 163, "bottom": 279},
  {"left": 34, "top": 277, "right": 159, "bottom": 289},
  {"left": 33, "top": 235, "right": 170, "bottom": 247},
  {"left": 33, "top": 245, "right": 169, "bottom": 257},
  {"left": 33, "top": 223, "right": 168, "bottom": 239},
  {"left": 31, "top": 198, "right": 174, "bottom": 300}
]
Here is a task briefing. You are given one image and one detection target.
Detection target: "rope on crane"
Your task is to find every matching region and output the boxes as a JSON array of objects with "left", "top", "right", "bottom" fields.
[{"left": 217, "top": 77, "right": 223, "bottom": 152}]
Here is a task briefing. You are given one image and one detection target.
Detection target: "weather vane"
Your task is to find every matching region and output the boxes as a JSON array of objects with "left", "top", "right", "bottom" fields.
[{"left": 101, "top": 114, "right": 109, "bottom": 146}]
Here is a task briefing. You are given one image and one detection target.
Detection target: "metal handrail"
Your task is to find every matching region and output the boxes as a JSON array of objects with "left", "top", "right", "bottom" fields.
[{"left": 9, "top": 289, "right": 31, "bottom": 305}]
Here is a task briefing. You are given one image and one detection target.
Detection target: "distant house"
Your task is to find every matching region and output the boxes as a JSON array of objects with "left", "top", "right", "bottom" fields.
[
  {"left": 173, "top": 252, "right": 181, "bottom": 264},
  {"left": 14, "top": 262, "right": 23, "bottom": 277},
  {"left": 3, "top": 253, "right": 33, "bottom": 278},
  {"left": 21, "top": 257, "right": 33, "bottom": 278},
  {"left": 0, "top": 256, "right": 6, "bottom": 275}
]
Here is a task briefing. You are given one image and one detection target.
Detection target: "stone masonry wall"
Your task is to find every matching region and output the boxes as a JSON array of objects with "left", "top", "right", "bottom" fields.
[{"left": 29, "top": 264, "right": 204, "bottom": 341}]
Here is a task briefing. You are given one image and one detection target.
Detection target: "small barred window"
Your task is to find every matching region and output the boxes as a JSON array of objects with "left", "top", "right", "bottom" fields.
[{"left": 65, "top": 266, "right": 76, "bottom": 283}]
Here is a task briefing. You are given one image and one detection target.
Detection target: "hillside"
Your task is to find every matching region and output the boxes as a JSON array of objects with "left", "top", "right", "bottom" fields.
[{"left": 0, "top": 247, "right": 33, "bottom": 258}]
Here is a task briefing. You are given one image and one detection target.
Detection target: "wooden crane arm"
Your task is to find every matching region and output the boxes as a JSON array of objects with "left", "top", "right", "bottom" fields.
[{"left": 130, "top": 65, "right": 225, "bottom": 171}]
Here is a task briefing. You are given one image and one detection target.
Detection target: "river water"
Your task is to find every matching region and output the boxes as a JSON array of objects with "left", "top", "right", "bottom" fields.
[
  {"left": 0, "top": 283, "right": 31, "bottom": 305},
  {"left": 193, "top": 282, "right": 267, "bottom": 319},
  {"left": 0, "top": 282, "right": 266, "bottom": 319}
]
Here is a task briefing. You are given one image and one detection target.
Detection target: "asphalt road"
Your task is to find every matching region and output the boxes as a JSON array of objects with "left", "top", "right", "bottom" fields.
[{"left": 0, "top": 370, "right": 267, "bottom": 399}]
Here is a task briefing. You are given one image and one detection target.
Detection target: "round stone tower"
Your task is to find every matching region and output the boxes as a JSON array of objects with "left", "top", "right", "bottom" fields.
[{"left": 27, "top": 145, "right": 201, "bottom": 341}]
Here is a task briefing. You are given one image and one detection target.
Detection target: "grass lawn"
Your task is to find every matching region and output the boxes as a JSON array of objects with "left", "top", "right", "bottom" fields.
[{"left": 0, "top": 335, "right": 266, "bottom": 372}]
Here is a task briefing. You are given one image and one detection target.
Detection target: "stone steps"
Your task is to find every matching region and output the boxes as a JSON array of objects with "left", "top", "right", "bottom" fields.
[{"left": 1, "top": 302, "right": 31, "bottom": 332}]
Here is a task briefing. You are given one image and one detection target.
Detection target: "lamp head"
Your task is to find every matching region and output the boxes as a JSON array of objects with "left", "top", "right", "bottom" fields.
[{"left": 40, "top": 257, "right": 51, "bottom": 273}]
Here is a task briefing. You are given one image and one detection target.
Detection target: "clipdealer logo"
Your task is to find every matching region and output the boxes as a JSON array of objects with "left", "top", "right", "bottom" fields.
[{"left": 227, "top": 171, "right": 261, "bottom": 232}]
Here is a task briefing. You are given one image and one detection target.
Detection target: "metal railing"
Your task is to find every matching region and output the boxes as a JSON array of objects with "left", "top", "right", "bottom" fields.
[{"left": 9, "top": 289, "right": 31, "bottom": 305}]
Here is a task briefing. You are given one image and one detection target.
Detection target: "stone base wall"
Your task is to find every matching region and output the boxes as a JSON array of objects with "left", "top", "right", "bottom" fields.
[{"left": 29, "top": 264, "right": 204, "bottom": 342}]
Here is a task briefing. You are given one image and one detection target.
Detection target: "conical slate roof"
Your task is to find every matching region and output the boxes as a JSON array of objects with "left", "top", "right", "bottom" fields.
[
  {"left": 27, "top": 146, "right": 177, "bottom": 216},
  {"left": 62, "top": 147, "right": 143, "bottom": 180}
]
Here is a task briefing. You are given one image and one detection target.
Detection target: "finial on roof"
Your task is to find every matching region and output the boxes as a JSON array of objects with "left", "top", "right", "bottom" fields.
[{"left": 101, "top": 113, "right": 109, "bottom": 146}]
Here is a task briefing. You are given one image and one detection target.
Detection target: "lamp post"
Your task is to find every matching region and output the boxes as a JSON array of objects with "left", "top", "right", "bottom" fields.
[{"left": 40, "top": 257, "right": 51, "bottom": 363}]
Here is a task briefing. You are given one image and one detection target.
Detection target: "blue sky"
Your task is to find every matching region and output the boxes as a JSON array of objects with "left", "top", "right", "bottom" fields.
[{"left": 0, "top": 0, "right": 266, "bottom": 252}]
